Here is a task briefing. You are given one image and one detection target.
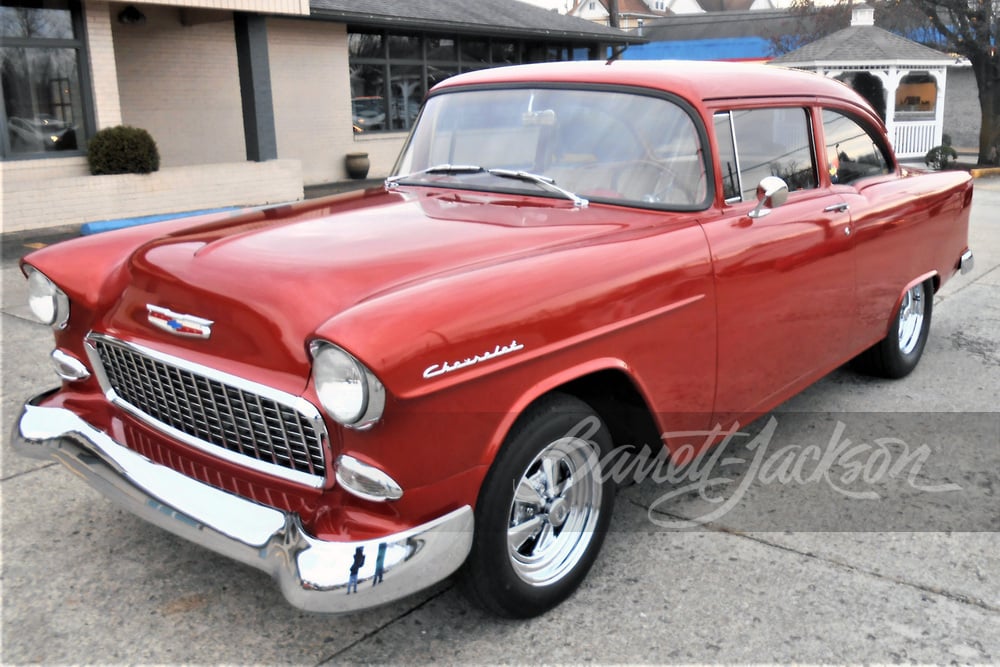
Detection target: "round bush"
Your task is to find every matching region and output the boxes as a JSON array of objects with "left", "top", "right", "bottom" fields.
[{"left": 87, "top": 125, "right": 160, "bottom": 175}]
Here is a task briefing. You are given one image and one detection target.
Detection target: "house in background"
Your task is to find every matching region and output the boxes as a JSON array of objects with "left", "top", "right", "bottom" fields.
[{"left": 1, "top": 0, "right": 638, "bottom": 233}]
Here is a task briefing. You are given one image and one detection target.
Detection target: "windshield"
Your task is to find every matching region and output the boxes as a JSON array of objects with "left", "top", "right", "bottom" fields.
[{"left": 391, "top": 87, "right": 709, "bottom": 209}]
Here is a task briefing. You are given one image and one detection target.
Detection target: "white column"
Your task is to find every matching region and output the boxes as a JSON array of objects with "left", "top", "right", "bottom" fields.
[
  {"left": 83, "top": 0, "right": 122, "bottom": 129},
  {"left": 930, "top": 67, "right": 947, "bottom": 147},
  {"left": 872, "top": 66, "right": 902, "bottom": 153}
]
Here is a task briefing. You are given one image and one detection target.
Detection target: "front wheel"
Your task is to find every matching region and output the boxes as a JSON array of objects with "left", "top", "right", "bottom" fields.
[
  {"left": 461, "top": 393, "right": 615, "bottom": 618},
  {"left": 853, "top": 279, "right": 933, "bottom": 378}
]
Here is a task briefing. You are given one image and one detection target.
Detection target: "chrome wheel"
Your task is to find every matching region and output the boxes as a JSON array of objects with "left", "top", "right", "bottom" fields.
[
  {"left": 462, "top": 393, "right": 614, "bottom": 618},
  {"left": 507, "top": 435, "right": 602, "bottom": 586},
  {"left": 897, "top": 283, "right": 926, "bottom": 355}
]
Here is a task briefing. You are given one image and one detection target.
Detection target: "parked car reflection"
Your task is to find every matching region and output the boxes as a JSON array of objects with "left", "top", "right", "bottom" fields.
[
  {"left": 8, "top": 115, "right": 78, "bottom": 152},
  {"left": 352, "top": 96, "right": 385, "bottom": 133}
]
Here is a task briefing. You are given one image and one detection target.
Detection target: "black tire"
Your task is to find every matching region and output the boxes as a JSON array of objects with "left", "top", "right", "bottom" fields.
[
  {"left": 461, "top": 393, "right": 615, "bottom": 618},
  {"left": 853, "top": 278, "right": 933, "bottom": 379}
]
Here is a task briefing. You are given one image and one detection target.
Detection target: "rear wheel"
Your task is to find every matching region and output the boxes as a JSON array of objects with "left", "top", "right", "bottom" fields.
[
  {"left": 461, "top": 393, "right": 615, "bottom": 618},
  {"left": 853, "top": 279, "right": 933, "bottom": 378}
]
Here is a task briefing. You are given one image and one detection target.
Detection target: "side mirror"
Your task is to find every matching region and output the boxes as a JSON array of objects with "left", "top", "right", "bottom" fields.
[{"left": 748, "top": 176, "right": 789, "bottom": 219}]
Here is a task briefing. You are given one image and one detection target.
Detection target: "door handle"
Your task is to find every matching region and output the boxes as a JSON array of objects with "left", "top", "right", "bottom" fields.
[{"left": 824, "top": 202, "right": 850, "bottom": 213}]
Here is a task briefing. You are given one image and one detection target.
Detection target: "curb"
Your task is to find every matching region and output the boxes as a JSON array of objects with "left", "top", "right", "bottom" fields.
[
  {"left": 80, "top": 207, "right": 239, "bottom": 235},
  {"left": 970, "top": 167, "right": 1000, "bottom": 179}
]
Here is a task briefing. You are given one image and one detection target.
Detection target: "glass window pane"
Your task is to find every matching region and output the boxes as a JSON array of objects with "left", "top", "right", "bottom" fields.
[
  {"left": 426, "top": 36, "right": 456, "bottom": 62},
  {"left": 491, "top": 41, "right": 517, "bottom": 64},
  {"left": 2, "top": 46, "right": 82, "bottom": 153},
  {"left": 389, "top": 64, "right": 423, "bottom": 131},
  {"left": 460, "top": 38, "right": 488, "bottom": 66},
  {"left": 388, "top": 34, "right": 421, "bottom": 60},
  {"left": 349, "top": 63, "right": 386, "bottom": 133},
  {"left": 0, "top": 4, "right": 74, "bottom": 39},
  {"left": 349, "top": 32, "right": 383, "bottom": 59},
  {"left": 822, "top": 109, "right": 890, "bottom": 185},
  {"left": 732, "top": 107, "right": 816, "bottom": 198}
]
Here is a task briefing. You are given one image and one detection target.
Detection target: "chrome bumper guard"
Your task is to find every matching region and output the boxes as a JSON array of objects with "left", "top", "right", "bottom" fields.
[
  {"left": 960, "top": 249, "right": 975, "bottom": 275},
  {"left": 12, "top": 394, "right": 474, "bottom": 613}
]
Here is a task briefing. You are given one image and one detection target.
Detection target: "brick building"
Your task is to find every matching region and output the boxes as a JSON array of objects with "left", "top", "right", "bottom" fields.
[{"left": 1, "top": 0, "right": 637, "bottom": 232}]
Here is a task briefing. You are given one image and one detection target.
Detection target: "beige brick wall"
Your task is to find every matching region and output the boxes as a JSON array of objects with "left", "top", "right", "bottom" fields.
[
  {"left": 84, "top": 0, "right": 123, "bottom": 128},
  {"left": 267, "top": 18, "right": 407, "bottom": 185},
  {"left": 113, "top": 5, "right": 246, "bottom": 167},
  {"left": 1, "top": 159, "right": 303, "bottom": 233}
]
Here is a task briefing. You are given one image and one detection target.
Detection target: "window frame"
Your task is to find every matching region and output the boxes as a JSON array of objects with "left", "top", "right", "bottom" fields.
[{"left": 1, "top": 0, "right": 96, "bottom": 160}]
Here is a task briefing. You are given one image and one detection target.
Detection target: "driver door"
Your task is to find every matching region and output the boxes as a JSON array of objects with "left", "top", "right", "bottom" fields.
[{"left": 702, "top": 107, "right": 856, "bottom": 422}]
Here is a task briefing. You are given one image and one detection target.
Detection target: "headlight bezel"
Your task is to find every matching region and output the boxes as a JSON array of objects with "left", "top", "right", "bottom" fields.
[
  {"left": 309, "top": 340, "right": 385, "bottom": 430},
  {"left": 25, "top": 266, "right": 70, "bottom": 329}
]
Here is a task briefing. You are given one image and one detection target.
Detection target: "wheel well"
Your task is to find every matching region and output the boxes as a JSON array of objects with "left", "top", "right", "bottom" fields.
[{"left": 554, "top": 370, "right": 662, "bottom": 453}]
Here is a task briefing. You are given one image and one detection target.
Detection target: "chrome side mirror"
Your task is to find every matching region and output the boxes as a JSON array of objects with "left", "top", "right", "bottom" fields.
[{"left": 748, "top": 176, "right": 789, "bottom": 219}]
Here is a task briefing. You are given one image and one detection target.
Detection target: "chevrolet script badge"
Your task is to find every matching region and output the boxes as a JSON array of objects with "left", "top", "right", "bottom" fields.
[{"left": 147, "top": 304, "right": 214, "bottom": 339}]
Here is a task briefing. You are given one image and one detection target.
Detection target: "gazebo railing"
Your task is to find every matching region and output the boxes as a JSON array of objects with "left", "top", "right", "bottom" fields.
[{"left": 892, "top": 120, "right": 937, "bottom": 159}]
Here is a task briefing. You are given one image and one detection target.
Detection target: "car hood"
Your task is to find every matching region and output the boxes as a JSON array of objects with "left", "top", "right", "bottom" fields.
[{"left": 103, "top": 188, "right": 636, "bottom": 377}]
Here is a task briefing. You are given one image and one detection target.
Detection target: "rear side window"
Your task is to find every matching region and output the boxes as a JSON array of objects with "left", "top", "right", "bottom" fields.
[
  {"left": 714, "top": 108, "right": 818, "bottom": 202},
  {"left": 822, "top": 110, "right": 891, "bottom": 185}
]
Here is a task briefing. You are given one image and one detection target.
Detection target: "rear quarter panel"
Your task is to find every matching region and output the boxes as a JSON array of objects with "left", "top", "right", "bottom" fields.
[{"left": 845, "top": 169, "right": 973, "bottom": 348}]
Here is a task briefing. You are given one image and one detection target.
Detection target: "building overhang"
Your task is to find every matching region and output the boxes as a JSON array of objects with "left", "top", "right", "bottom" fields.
[{"left": 308, "top": 3, "right": 644, "bottom": 44}]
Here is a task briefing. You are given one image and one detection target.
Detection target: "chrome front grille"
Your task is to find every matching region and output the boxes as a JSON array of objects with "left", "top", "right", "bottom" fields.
[{"left": 87, "top": 334, "right": 326, "bottom": 484}]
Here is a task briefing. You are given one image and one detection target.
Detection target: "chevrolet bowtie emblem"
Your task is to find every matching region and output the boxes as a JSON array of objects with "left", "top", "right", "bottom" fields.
[{"left": 147, "top": 305, "right": 214, "bottom": 339}]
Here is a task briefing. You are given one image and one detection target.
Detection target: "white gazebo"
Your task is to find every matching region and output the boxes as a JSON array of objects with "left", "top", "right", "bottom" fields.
[{"left": 770, "top": 4, "right": 956, "bottom": 159}]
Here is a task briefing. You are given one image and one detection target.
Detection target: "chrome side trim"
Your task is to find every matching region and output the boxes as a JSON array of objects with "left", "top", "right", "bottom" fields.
[
  {"left": 12, "top": 397, "right": 474, "bottom": 614},
  {"left": 83, "top": 332, "right": 328, "bottom": 489},
  {"left": 960, "top": 249, "right": 975, "bottom": 275}
]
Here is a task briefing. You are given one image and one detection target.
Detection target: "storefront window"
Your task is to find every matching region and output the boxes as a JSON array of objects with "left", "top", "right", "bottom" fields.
[
  {"left": 1, "top": 0, "right": 92, "bottom": 158},
  {"left": 348, "top": 29, "right": 592, "bottom": 135}
]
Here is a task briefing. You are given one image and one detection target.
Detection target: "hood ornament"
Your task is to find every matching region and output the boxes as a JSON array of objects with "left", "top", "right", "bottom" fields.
[{"left": 147, "top": 304, "right": 214, "bottom": 339}]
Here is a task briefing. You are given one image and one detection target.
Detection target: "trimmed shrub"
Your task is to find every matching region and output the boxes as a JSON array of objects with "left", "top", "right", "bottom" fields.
[{"left": 87, "top": 125, "right": 160, "bottom": 175}]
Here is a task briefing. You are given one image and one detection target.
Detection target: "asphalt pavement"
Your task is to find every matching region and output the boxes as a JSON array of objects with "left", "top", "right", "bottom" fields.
[{"left": 1, "top": 179, "right": 998, "bottom": 663}]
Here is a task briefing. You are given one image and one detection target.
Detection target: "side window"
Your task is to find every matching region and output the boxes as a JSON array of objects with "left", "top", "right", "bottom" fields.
[
  {"left": 720, "top": 107, "right": 817, "bottom": 201},
  {"left": 822, "top": 109, "right": 891, "bottom": 185},
  {"left": 733, "top": 108, "right": 818, "bottom": 200}
]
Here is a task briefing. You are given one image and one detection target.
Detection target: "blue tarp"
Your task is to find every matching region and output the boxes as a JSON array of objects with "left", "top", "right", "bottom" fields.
[{"left": 622, "top": 36, "right": 773, "bottom": 61}]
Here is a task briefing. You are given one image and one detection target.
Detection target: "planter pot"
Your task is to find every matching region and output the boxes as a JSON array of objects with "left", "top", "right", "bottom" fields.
[{"left": 345, "top": 152, "right": 370, "bottom": 179}]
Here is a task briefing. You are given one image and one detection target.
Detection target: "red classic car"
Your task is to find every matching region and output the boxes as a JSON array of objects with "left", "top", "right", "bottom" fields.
[{"left": 13, "top": 61, "right": 974, "bottom": 618}]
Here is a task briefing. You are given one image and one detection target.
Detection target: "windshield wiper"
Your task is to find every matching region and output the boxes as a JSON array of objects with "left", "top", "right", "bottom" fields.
[
  {"left": 487, "top": 169, "right": 588, "bottom": 208},
  {"left": 386, "top": 164, "right": 588, "bottom": 208},
  {"left": 385, "top": 164, "right": 485, "bottom": 187}
]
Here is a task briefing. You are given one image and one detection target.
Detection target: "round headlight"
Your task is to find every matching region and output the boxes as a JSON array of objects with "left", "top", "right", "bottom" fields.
[
  {"left": 26, "top": 267, "right": 69, "bottom": 329},
  {"left": 311, "top": 342, "right": 385, "bottom": 428}
]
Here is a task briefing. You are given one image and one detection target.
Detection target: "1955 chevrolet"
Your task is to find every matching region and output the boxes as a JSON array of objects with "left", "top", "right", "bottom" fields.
[{"left": 13, "top": 61, "right": 974, "bottom": 618}]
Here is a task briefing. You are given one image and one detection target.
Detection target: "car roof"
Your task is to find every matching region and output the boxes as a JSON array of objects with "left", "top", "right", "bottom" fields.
[{"left": 431, "top": 60, "right": 870, "bottom": 110}]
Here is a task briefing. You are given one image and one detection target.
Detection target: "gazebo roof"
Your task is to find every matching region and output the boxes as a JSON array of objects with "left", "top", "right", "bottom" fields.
[{"left": 771, "top": 24, "right": 953, "bottom": 66}]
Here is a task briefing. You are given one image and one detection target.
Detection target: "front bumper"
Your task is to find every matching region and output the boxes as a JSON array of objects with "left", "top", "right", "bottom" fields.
[{"left": 12, "top": 393, "right": 474, "bottom": 613}]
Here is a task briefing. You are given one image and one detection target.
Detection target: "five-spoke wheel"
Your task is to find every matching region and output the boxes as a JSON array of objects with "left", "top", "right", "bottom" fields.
[
  {"left": 854, "top": 278, "right": 934, "bottom": 378},
  {"left": 461, "top": 393, "right": 615, "bottom": 618}
]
